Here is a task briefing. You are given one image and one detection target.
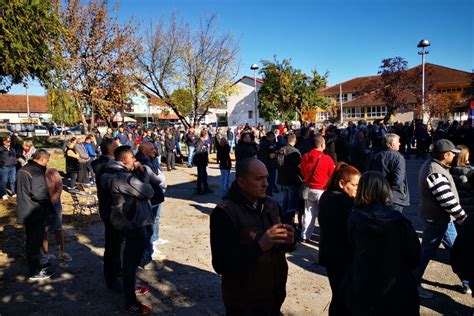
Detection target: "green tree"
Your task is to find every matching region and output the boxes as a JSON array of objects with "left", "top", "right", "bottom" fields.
[
  {"left": 0, "top": 0, "right": 63, "bottom": 93},
  {"left": 258, "top": 57, "right": 330, "bottom": 123},
  {"left": 47, "top": 88, "right": 81, "bottom": 126},
  {"left": 171, "top": 88, "right": 193, "bottom": 117}
]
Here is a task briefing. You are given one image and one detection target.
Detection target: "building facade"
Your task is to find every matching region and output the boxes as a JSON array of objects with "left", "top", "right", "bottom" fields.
[
  {"left": 313, "top": 63, "right": 471, "bottom": 124},
  {"left": 226, "top": 76, "right": 268, "bottom": 127}
]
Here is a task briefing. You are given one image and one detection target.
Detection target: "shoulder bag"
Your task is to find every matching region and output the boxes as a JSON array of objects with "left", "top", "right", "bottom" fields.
[{"left": 299, "top": 154, "right": 322, "bottom": 200}]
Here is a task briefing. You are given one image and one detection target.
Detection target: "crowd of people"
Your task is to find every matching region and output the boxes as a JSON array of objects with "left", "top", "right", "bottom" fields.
[{"left": 2, "top": 117, "right": 473, "bottom": 314}]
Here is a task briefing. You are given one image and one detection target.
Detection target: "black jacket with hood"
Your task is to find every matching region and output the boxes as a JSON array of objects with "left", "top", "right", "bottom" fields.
[
  {"left": 100, "top": 159, "right": 155, "bottom": 231},
  {"left": 345, "top": 204, "right": 420, "bottom": 316}
]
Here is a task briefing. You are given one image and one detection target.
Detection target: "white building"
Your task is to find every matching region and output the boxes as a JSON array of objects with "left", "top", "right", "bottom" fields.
[{"left": 226, "top": 76, "right": 268, "bottom": 127}]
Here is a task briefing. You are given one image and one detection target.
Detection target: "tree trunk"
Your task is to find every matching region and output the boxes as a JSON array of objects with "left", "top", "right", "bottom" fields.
[
  {"left": 76, "top": 98, "right": 88, "bottom": 134},
  {"left": 90, "top": 105, "right": 95, "bottom": 129}
]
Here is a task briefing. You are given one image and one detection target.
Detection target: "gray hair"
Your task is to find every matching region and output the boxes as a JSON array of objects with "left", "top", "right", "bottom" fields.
[{"left": 383, "top": 133, "right": 400, "bottom": 148}]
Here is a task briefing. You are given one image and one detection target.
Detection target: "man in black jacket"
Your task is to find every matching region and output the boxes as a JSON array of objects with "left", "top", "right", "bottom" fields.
[
  {"left": 369, "top": 133, "right": 410, "bottom": 213},
  {"left": 277, "top": 133, "right": 302, "bottom": 224},
  {"left": 257, "top": 131, "right": 278, "bottom": 196},
  {"left": 210, "top": 158, "right": 295, "bottom": 315},
  {"left": 91, "top": 139, "right": 121, "bottom": 291},
  {"left": 101, "top": 146, "right": 154, "bottom": 314},
  {"left": 16, "top": 149, "right": 52, "bottom": 280}
]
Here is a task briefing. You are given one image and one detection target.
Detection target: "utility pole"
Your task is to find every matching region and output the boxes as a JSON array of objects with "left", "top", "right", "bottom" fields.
[{"left": 339, "top": 84, "right": 343, "bottom": 126}]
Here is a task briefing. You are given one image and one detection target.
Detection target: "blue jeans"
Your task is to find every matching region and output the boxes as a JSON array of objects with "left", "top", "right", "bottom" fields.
[
  {"left": 187, "top": 146, "right": 195, "bottom": 167},
  {"left": 175, "top": 141, "right": 182, "bottom": 157},
  {"left": 416, "top": 220, "right": 468, "bottom": 285},
  {"left": 141, "top": 225, "right": 154, "bottom": 266},
  {"left": 220, "top": 169, "right": 230, "bottom": 198},
  {"left": 228, "top": 140, "right": 234, "bottom": 152},
  {"left": 151, "top": 204, "right": 162, "bottom": 243},
  {"left": 1, "top": 166, "right": 16, "bottom": 196},
  {"left": 282, "top": 185, "right": 300, "bottom": 214}
]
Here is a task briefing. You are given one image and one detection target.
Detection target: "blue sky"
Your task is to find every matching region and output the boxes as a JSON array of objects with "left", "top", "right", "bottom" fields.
[{"left": 9, "top": 0, "right": 473, "bottom": 96}]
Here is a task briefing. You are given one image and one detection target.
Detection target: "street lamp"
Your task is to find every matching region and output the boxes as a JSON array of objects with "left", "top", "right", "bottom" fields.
[
  {"left": 417, "top": 39, "right": 430, "bottom": 123},
  {"left": 250, "top": 63, "right": 259, "bottom": 127}
]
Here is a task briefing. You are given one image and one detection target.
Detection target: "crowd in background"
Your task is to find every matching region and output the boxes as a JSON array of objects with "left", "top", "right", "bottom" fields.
[{"left": 2, "top": 116, "right": 474, "bottom": 314}]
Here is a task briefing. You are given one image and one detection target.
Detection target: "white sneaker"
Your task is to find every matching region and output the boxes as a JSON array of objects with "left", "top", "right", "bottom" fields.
[
  {"left": 2, "top": 195, "right": 8, "bottom": 200},
  {"left": 29, "top": 269, "right": 53, "bottom": 281},
  {"left": 153, "top": 239, "right": 169, "bottom": 245},
  {"left": 11, "top": 194, "right": 16, "bottom": 198},
  {"left": 418, "top": 286, "right": 434, "bottom": 299}
]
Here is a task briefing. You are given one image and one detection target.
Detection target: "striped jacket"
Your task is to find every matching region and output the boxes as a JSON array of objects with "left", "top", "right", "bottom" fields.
[{"left": 419, "top": 159, "right": 467, "bottom": 224}]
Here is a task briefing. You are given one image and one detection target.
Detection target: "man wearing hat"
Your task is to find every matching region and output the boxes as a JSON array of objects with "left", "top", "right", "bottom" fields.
[{"left": 416, "top": 139, "right": 470, "bottom": 298}]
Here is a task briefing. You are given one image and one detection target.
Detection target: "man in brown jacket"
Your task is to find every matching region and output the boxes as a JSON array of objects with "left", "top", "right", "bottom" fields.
[{"left": 210, "top": 158, "right": 295, "bottom": 315}]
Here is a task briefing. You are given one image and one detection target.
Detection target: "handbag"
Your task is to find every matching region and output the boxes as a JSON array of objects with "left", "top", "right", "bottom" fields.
[{"left": 299, "top": 154, "right": 322, "bottom": 200}]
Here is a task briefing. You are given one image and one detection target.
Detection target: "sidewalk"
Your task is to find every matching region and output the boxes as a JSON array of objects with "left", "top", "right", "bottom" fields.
[{"left": 0, "top": 159, "right": 472, "bottom": 315}]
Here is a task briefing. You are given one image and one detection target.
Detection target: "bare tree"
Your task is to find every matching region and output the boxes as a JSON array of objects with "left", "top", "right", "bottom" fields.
[
  {"left": 137, "top": 14, "right": 239, "bottom": 128},
  {"left": 58, "top": 0, "right": 139, "bottom": 130}
]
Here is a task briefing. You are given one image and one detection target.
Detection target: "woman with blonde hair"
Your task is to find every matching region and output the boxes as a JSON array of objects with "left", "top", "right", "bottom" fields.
[
  {"left": 345, "top": 171, "right": 420, "bottom": 315},
  {"left": 451, "top": 144, "right": 474, "bottom": 214},
  {"left": 19, "top": 140, "right": 36, "bottom": 166},
  {"left": 41, "top": 168, "right": 72, "bottom": 264}
]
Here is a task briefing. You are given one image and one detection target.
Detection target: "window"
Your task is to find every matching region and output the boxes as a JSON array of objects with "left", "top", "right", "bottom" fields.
[
  {"left": 336, "top": 94, "right": 348, "bottom": 102},
  {"left": 367, "top": 106, "right": 387, "bottom": 118},
  {"left": 317, "top": 111, "right": 332, "bottom": 121},
  {"left": 343, "top": 107, "right": 362, "bottom": 118},
  {"left": 248, "top": 110, "right": 253, "bottom": 119}
]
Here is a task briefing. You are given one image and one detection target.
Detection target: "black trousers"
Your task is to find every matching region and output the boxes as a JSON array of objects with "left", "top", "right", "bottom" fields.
[
  {"left": 197, "top": 166, "right": 208, "bottom": 191},
  {"left": 24, "top": 209, "right": 48, "bottom": 276},
  {"left": 166, "top": 151, "right": 175, "bottom": 170},
  {"left": 122, "top": 226, "right": 146, "bottom": 307},
  {"left": 103, "top": 220, "right": 124, "bottom": 288},
  {"left": 78, "top": 162, "right": 88, "bottom": 183},
  {"left": 326, "top": 264, "right": 348, "bottom": 316}
]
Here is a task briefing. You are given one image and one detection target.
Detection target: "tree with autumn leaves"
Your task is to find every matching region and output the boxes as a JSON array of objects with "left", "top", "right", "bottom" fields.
[{"left": 57, "top": 0, "right": 139, "bottom": 130}]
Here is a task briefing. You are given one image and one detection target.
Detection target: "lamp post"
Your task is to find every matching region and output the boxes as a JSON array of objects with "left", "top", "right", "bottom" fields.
[
  {"left": 417, "top": 39, "right": 430, "bottom": 123},
  {"left": 250, "top": 64, "right": 259, "bottom": 127}
]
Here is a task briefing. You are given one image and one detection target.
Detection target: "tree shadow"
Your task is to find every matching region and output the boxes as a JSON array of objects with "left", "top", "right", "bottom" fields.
[
  {"left": 0, "top": 220, "right": 225, "bottom": 315},
  {"left": 421, "top": 279, "right": 465, "bottom": 293},
  {"left": 419, "top": 288, "right": 473, "bottom": 315}
]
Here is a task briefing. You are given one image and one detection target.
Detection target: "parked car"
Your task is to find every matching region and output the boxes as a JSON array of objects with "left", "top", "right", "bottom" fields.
[
  {"left": 33, "top": 125, "right": 50, "bottom": 137},
  {"left": 64, "top": 126, "right": 84, "bottom": 135}
]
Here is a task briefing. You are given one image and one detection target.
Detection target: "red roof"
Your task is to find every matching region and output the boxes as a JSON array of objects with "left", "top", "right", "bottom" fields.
[
  {"left": 155, "top": 113, "right": 179, "bottom": 120},
  {"left": 322, "top": 63, "right": 471, "bottom": 95},
  {"left": 322, "top": 76, "right": 381, "bottom": 95},
  {"left": 234, "top": 76, "right": 264, "bottom": 85},
  {"left": 0, "top": 94, "right": 48, "bottom": 113}
]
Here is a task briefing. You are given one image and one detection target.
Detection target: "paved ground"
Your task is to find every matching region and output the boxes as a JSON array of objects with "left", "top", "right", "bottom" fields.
[{"left": 0, "top": 157, "right": 473, "bottom": 315}]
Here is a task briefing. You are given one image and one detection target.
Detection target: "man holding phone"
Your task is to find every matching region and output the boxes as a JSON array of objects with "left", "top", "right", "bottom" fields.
[{"left": 210, "top": 157, "right": 295, "bottom": 315}]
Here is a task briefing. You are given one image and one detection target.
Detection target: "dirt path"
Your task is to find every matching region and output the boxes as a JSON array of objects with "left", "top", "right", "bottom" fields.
[{"left": 0, "top": 160, "right": 472, "bottom": 315}]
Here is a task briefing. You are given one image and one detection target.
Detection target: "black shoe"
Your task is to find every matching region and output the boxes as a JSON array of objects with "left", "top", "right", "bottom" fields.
[
  {"left": 107, "top": 281, "right": 124, "bottom": 293},
  {"left": 187, "top": 165, "right": 193, "bottom": 168}
]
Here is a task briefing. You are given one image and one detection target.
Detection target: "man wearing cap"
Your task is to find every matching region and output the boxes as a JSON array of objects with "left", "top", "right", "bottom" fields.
[{"left": 416, "top": 139, "right": 470, "bottom": 298}]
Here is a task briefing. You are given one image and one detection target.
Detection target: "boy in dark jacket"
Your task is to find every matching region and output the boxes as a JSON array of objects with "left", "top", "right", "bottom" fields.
[{"left": 216, "top": 138, "right": 231, "bottom": 198}]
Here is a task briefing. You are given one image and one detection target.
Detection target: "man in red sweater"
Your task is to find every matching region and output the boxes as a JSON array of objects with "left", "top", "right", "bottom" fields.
[{"left": 300, "top": 135, "right": 335, "bottom": 242}]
